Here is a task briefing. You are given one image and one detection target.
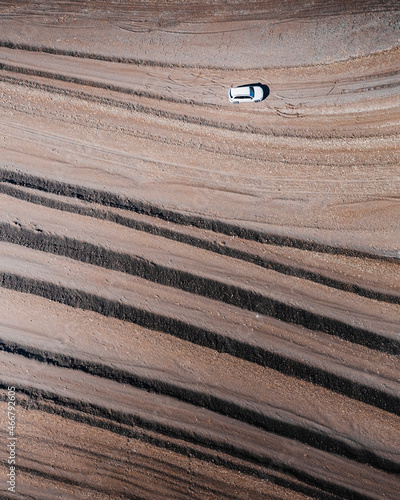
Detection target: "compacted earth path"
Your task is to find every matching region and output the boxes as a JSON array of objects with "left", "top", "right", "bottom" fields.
[{"left": 0, "top": 1, "right": 399, "bottom": 499}]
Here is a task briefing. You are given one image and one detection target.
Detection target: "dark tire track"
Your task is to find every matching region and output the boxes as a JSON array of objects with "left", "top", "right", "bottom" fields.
[
  {"left": 1, "top": 223, "right": 399, "bottom": 355},
  {"left": 0, "top": 335, "right": 399, "bottom": 475},
  {"left": 0, "top": 395, "right": 341, "bottom": 500},
  {"left": 1, "top": 169, "right": 398, "bottom": 262},
  {"left": 0, "top": 268, "right": 399, "bottom": 416},
  {"left": 0, "top": 384, "right": 393, "bottom": 500},
  {"left": 1, "top": 182, "right": 399, "bottom": 305}
]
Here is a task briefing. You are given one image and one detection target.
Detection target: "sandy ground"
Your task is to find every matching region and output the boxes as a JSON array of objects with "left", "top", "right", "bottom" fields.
[{"left": 0, "top": 1, "right": 399, "bottom": 499}]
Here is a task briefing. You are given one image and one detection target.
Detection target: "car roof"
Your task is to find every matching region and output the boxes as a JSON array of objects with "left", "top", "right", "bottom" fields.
[{"left": 230, "top": 86, "right": 251, "bottom": 98}]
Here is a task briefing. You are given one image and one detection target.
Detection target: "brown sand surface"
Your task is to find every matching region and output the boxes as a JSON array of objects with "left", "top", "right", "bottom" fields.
[{"left": 0, "top": 1, "right": 399, "bottom": 498}]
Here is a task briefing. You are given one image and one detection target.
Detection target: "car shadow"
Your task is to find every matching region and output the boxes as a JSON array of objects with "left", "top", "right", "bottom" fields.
[{"left": 235, "top": 82, "right": 270, "bottom": 101}]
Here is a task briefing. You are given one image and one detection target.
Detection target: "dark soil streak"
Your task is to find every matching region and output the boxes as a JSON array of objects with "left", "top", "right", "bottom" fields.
[
  {"left": 0, "top": 337, "right": 398, "bottom": 474},
  {"left": 0, "top": 388, "right": 379, "bottom": 500},
  {"left": 1, "top": 169, "right": 398, "bottom": 262},
  {"left": 0, "top": 223, "right": 398, "bottom": 355},
  {"left": 0, "top": 271, "right": 399, "bottom": 417},
  {"left": 1, "top": 182, "right": 399, "bottom": 304}
]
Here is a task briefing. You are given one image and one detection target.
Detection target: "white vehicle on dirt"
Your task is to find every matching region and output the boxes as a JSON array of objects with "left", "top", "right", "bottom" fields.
[{"left": 228, "top": 85, "right": 264, "bottom": 103}]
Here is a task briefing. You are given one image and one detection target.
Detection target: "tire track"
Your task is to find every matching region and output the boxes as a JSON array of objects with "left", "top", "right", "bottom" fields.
[
  {"left": 1, "top": 168, "right": 398, "bottom": 262},
  {"left": 2, "top": 336, "right": 398, "bottom": 474},
  {"left": 0, "top": 324, "right": 400, "bottom": 473},
  {"left": 1, "top": 181, "right": 398, "bottom": 305},
  {"left": 0, "top": 40, "right": 189, "bottom": 69},
  {"left": 1, "top": 260, "right": 400, "bottom": 412},
  {"left": 0, "top": 61, "right": 199, "bottom": 106},
  {"left": 1, "top": 223, "right": 398, "bottom": 355},
  {"left": 0, "top": 395, "right": 340, "bottom": 500},
  {"left": 0, "top": 374, "right": 396, "bottom": 500}
]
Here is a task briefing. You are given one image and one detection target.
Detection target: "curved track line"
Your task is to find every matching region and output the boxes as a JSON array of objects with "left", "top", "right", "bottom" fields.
[
  {"left": 0, "top": 61, "right": 203, "bottom": 107},
  {"left": 0, "top": 36, "right": 399, "bottom": 71}
]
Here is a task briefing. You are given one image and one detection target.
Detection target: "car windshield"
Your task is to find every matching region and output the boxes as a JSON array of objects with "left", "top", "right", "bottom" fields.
[{"left": 249, "top": 87, "right": 254, "bottom": 98}]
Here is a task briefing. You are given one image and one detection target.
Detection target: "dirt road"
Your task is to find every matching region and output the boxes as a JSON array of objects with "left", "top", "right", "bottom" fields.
[{"left": 0, "top": 1, "right": 399, "bottom": 498}]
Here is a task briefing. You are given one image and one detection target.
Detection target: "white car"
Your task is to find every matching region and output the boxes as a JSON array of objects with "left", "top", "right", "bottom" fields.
[{"left": 228, "top": 85, "right": 264, "bottom": 103}]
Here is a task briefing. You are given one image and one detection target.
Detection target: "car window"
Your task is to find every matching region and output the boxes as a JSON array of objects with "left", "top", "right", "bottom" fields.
[{"left": 249, "top": 87, "right": 254, "bottom": 98}]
